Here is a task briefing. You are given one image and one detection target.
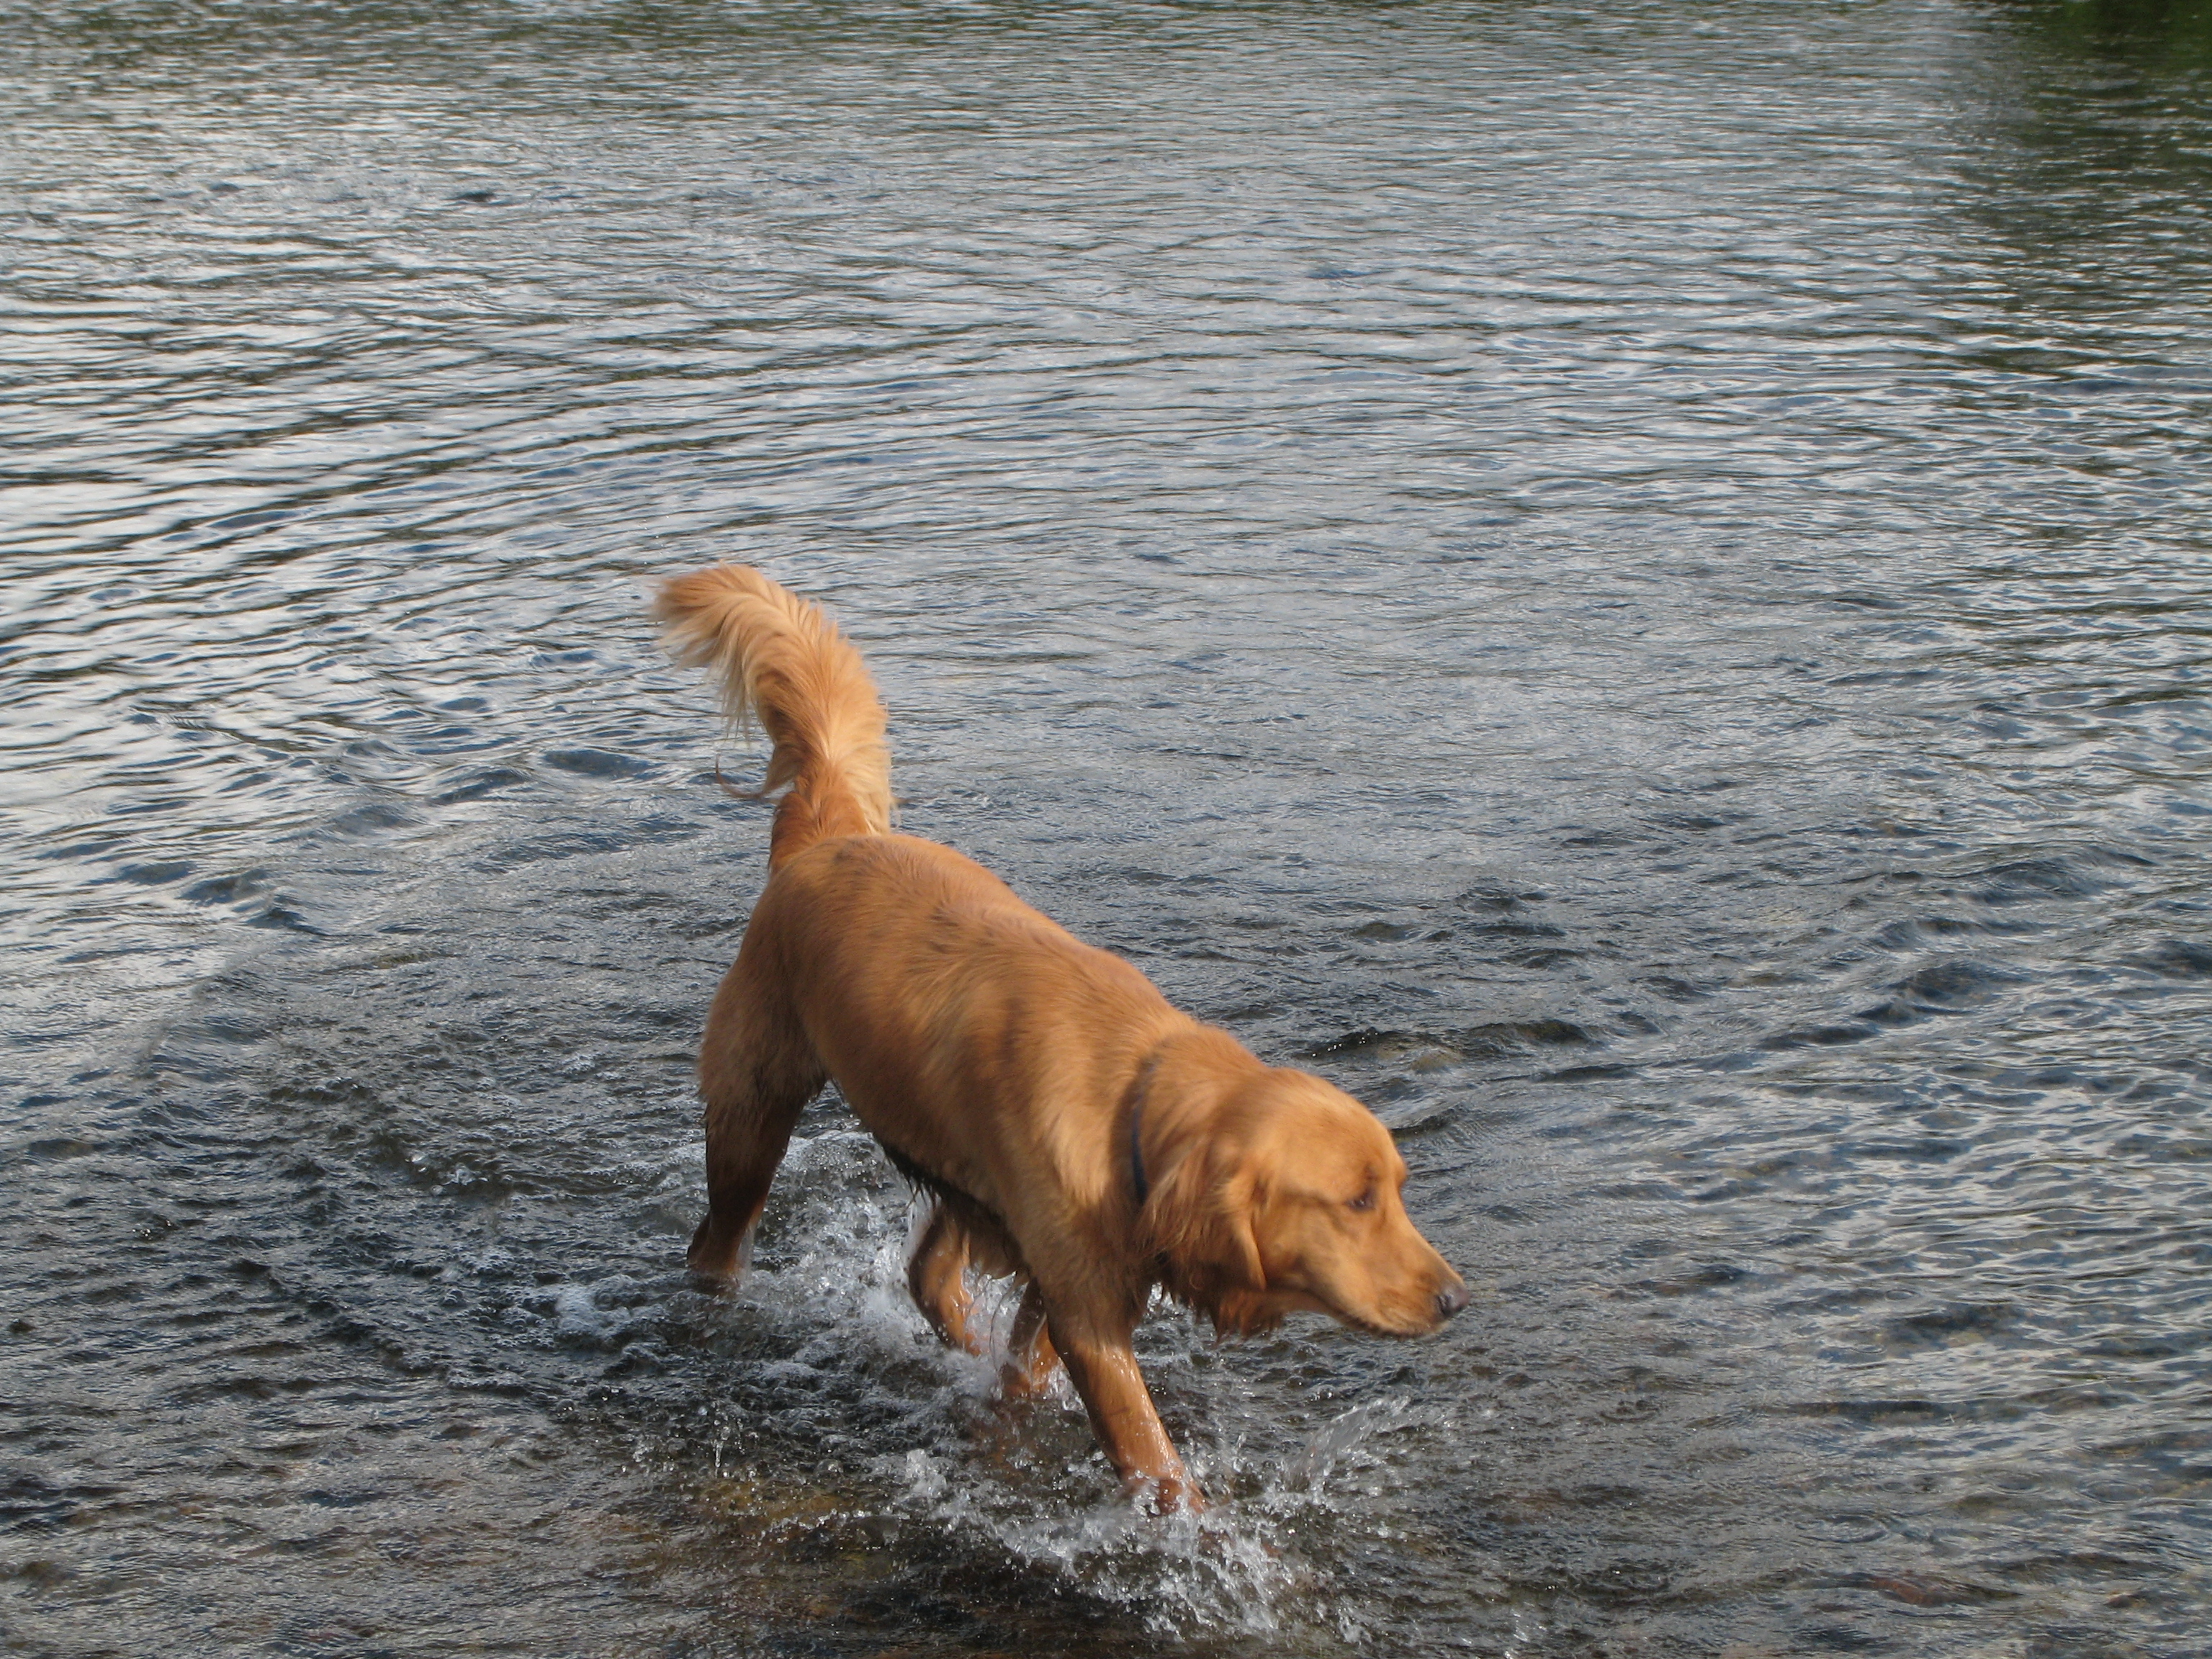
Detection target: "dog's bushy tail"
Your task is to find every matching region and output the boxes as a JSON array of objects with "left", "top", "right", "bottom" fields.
[{"left": 654, "top": 565, "right": 891, "bottom": 867}]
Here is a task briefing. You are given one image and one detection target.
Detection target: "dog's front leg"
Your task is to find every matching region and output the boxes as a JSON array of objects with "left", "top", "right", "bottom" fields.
[
  {"left": 1049, "top": 1318, "right": 1203, "bottom": 1513},
  {"left": 999, "top": 1282, "right": 1061, "bottom": 1398},
  {"left": 907, "top": 1202, "right": 981, "bottom": 1353}
]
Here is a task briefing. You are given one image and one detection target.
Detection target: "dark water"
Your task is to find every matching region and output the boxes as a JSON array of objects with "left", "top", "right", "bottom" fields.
[{"left": 6, "top": 1, "right": 2212, "bottom": 1653}]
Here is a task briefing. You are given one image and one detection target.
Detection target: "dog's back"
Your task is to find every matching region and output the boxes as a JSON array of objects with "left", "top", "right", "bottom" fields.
[{"left": 755, "top": 832, "right": 1190, "bottom": 1226}]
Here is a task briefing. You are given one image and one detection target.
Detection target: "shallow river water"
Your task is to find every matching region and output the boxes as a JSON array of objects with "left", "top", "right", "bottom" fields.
[{"left": 6, "top": 2, "right": 2211, "bottom": 1655}]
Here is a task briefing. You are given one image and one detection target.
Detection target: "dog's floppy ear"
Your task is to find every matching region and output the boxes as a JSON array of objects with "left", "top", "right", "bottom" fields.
[{"left": 1143, "top": 1131, "right": 1273, "bottom": 1335}]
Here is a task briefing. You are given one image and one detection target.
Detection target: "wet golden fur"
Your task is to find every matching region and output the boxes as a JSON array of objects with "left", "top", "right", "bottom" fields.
[{"left": 655, "top": 565, "right": 1465, "bottom": 1509}]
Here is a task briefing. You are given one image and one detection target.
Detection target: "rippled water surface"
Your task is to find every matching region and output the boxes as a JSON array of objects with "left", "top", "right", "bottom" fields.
[{"left": 6, "top": 1, "right": 2212, "bottom": 1653}]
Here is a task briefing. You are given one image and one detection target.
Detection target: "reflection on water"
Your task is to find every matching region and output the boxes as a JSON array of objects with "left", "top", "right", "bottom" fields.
[{"left": 4, "top": 2, "right": 2210, "bottom": 1654}]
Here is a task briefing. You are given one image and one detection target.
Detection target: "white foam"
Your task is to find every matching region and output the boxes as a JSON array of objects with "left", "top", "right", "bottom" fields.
[
  {"left": 644, "top": 1128, "right": 1452, "bottom": 1636},
  {"left": 884, "top": 1390, "right": 1446, "bottom": 1640}
]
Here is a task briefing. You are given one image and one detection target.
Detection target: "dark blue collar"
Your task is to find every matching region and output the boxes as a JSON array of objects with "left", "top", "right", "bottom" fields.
[
  {"left": 1127, "top": 1039, "right": 1181, "bottom": 1210},
  {"left": 1129, "top": 1092, "right": 1151, "bottom": 1209}
]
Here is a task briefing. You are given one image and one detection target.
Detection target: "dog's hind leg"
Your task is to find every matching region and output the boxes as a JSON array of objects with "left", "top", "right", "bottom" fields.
[{"left": 688, "top": 968, "right": 824, "bottom": 1280}]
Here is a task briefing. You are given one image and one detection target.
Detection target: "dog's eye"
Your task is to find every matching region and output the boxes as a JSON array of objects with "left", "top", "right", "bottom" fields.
[{"left": 1347, "top": 1187, "right": 1375, "bottom": 1212}]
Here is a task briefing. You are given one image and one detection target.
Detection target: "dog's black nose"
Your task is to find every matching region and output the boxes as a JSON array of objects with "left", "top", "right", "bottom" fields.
[{"left": 1436, "top": 1282, "right": 1470, "bottom": 1320}]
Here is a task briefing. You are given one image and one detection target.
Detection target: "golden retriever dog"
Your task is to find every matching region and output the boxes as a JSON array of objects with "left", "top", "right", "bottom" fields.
[{"left": 655, "top": 566, "right": 1467, "bottom": 1511}]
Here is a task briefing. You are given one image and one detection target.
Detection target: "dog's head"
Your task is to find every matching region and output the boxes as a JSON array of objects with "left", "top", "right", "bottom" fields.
[{"left": 1143, "top": 1060, "right": 1467, "bottom": 1339}]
